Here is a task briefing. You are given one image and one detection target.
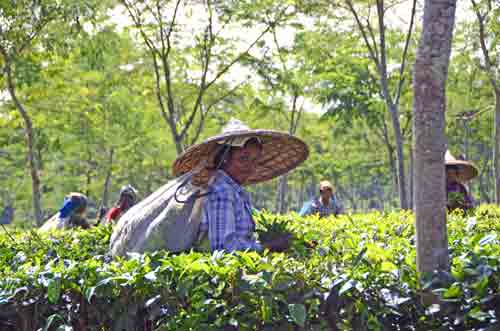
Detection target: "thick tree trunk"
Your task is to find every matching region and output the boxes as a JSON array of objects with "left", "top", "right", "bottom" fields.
[
  {"left": 2, "top": 58, "right": 43, "bottom": 225},
  {"left": 494, "top": 90, "right": 500, "bottom": 203},
  {"left": 413, "top": 0, "right": 457, "bottom": 273}
]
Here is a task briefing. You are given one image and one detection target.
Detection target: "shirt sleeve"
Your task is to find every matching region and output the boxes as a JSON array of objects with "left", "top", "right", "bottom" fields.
[
  {"left": 333, "top": 196, "right": 344, "bottom": 215},
  {"left": 299, "top": 201, "right": 313, "bottom": 216},
  {"left": 203, "top": 191, "right": 261, "bottom": 252},
  {"left": 106, "top": 207, "right": 121, "bottom": 221}
]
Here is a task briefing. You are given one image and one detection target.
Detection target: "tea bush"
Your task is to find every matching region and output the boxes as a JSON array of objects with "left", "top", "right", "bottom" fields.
[{"left": 1, "top": 207, "right": 499, "bottom": 331}]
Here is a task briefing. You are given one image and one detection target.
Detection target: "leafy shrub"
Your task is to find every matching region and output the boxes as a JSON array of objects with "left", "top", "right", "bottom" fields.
[{"left": 0, "top": 207, "right": 499, "bottom": 330}]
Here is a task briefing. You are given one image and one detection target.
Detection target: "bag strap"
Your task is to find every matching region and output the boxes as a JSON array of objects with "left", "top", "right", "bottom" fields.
[
  {"left": 174, "top": 160, "right": 211, "bottom": 204},
  {"left": 174, "top": 139, "right": 234, "bottom": 204}
]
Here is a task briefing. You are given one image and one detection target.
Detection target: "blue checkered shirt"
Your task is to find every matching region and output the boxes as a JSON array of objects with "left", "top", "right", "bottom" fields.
[{"left": 200, "top": 170, "right": 262, "bottom": 252}]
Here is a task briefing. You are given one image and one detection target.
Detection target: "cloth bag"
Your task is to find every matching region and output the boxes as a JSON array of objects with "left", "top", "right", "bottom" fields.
[{"left": 109, "top": 170, "right": 209, "bottom": 257}]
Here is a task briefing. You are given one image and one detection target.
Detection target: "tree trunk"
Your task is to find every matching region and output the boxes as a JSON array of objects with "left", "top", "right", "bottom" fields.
[
  {"left": 389, "top": 103, "right": 408, "bottom": 209},
  {"left": 494, "top": 90, "right": 500, "bottom": 203},
  {"left": 2, "top": 58, "right": 43, "bottom": 225},
  {"left": 336, "top": 183, "right": 357, "bottom": 211},
  {"left": 86, "top": 154, "right": 92, "bottom": 198},
  {"left": 101, "top": 148, "right": 115, "bottom": 208},
  {"left": 380, "top": 119, "right": 398, "bottom": 202},
  {"left": 173, "top": 135, "right": 184, "bottom": 155},
  {"left": 413, "top": 0, "right": 457, "bottom": 273},
  {"left": 276, "top": 174, "right": 288, "bottom": 214},
  {"left": 479, "top": 152, "right": 492, "bottom": 203},
  {"left": 471, "top": 0, "right": 500, "bottom": 204},
  {"left": 298, "top": 173, "right": 305, "bottom": 211},
  {"left": 409, "top": 146, "right": 414, "bottom": 210}
]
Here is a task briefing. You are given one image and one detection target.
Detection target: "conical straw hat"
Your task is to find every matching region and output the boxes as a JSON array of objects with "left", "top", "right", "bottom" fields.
[
  {"left": 172, "top": 119, "right": 309, "bottom": 185},
  {"left": 445, "top": 150, "right": 478, "bottom": 182}
]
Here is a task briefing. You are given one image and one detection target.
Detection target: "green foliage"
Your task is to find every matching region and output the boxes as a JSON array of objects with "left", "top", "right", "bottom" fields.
[
  {"left": 2, "top": 0, "right": 498, "bottom": 221},
  {"left": 1, "top": 208, "right": 499, "bottom": 330}
]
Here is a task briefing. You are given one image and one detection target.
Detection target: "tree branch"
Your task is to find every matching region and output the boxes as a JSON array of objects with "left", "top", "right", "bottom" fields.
[
  {"left": 344, "top": 0, "right": 380, "bottom": 68},
  {"left": 365, "top": 16, "right": 380, "bottom": 64},
  {"left": 394, "top": 0, "right": 417, "bottom": 105},
  {"left": 205, "top": 7, "right": 288, "bottom": 90},
  {"left": 156, "top": 0, "right": 182, "bottom": 133},
  {"left": 471, "top": 0, "right": 500, "bottom": 93},
  {"left": 376, "top": 0, "right": 393, "bottom": 106},
  {"left": 179, "top": 0, "right": 214, "bottom": 141},
  {"left": 122, "top": 1, "right": 159, "bottom": 55},
  {"left": 206, "top": 80, "right": 248, "bottom": 112}
]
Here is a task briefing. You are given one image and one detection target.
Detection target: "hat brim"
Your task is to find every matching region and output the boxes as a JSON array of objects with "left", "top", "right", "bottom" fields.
[
  {"left": 446, "top": 160, "right": 478, "bottom": 182},
  {"left": 172, "top": 129, "right": 309, "bottom": 185}
]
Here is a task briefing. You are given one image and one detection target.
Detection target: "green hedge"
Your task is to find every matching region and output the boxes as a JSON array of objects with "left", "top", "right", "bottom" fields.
[{"left": 1, "top": 207, "right": 499, "bottom": 330}]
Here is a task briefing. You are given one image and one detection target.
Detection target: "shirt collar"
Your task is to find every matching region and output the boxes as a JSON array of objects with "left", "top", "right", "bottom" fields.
[{"left": 218, "top": 170, "right": 246, "bottom": 195}]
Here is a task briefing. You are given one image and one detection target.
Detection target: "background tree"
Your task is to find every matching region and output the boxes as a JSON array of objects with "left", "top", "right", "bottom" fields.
[
  {"left": 0, "top": 0, "right": 98, "bottom": 224},
  {"left": 340, "top": 0, "right": 418, "bottom": 209},
  {"left": 413, "top": 0, "right": 457, "bottom": 273},
  {"left": 2, "top": 0, "right": 500, "bottom": 223},
  {"left": 247, "top": 23, "right": 312, "bottom": 213},
  {"left": 120, "top": 0, "right": 292, "bottom": 154},
  {"left": 470, "top": 0, "right": 500, "bottom": 204},
  {"left": 446, "top": 25, "right": 495, "bottom": 204}
]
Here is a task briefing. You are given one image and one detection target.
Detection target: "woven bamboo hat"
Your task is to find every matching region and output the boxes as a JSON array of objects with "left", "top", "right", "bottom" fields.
[
  {"left": 172, "top": 119, "right": 309, "bottom": 185},
  {"left": 445, "top": 150, "right": 478, "bottom": 182}
]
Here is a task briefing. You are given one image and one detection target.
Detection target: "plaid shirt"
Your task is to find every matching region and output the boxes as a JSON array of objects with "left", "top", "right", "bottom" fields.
[
  {"left": 200, "top": 170, "right": 262, "bottom": 252},
  {"left": 447, "top": 181, "right": 473, "bottom": 210}
]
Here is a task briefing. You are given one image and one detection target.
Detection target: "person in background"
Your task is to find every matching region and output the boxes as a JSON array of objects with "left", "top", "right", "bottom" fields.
[
  {"left": 106, "top": 185, "right": 138, "bottom": 223},
  {"left": 445, "top": 151, "right": 477, "bottom": 212},
  {"left": 299, "top": 180, "right": 343, "bottom": 218},
  {"left": 40, "top": 192, "right": 90, "bottom": 231}
]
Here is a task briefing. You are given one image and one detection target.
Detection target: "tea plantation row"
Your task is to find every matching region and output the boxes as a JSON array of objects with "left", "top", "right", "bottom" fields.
[{"left": 0, "top": 207, "right": 499, "bottom": 330}]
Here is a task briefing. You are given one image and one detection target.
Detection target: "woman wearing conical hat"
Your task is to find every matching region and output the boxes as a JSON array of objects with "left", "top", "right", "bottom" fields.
[
  {"left": 172, "top": 119, "right": 308, "bottom": 252},
  {"left": 445, "top": 151, "right": 478, "bottom": 212}
]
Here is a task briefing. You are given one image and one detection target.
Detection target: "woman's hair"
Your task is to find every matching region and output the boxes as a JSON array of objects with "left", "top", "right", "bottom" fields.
[
  {"left": 212, "top": 144, "right": 232, "bottom": 170},
  {"left": 446, "top": 165, "right": 460, "bottom": 171},
  {"left": 244, "top": 137, "right": 263, "bottom": 150}
]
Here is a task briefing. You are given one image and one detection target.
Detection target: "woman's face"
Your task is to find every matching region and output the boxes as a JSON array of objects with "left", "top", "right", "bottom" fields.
[
  {"left": 224, "top": 142, "right": 262, "bottom": 185},
  {"left": 320, "top": 187, "right": 333, "bottom": 201}
]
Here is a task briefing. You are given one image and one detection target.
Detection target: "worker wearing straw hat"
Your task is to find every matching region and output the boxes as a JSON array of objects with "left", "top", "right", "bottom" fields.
[
  {"left": 445, "top": 151, "right": 477, "bottom": 212},
  {"left": 172, "top": 119, "right": 308, "bottom": 252},
  {"left": 299, "top": 180, "right": 343, "bottom": 218}
]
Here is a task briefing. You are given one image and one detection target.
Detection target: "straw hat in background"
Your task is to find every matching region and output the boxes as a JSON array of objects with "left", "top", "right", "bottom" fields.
[{"left": 445, "top": 150, "right": 478, "bottom": 182}]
